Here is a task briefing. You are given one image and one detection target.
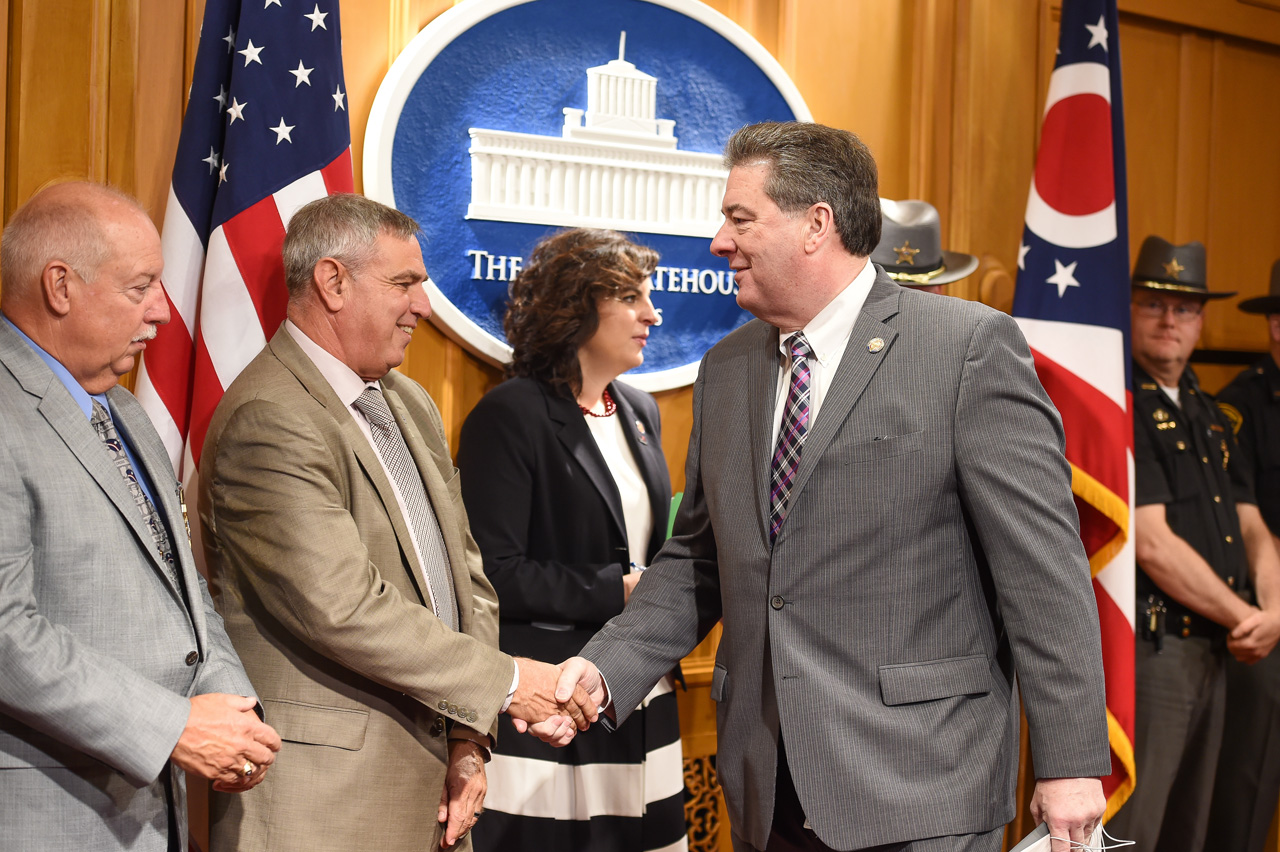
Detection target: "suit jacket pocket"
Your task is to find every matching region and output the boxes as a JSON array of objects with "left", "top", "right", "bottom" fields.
[
  {"left": 878, "top": 654, "right": 991, "bottom": 706},
  {"left": 263, "top": 699, "right": 369, "bottom": 750},
  {"left": 710, "top": 664, "right": 728, "bottom": 702},
  {"left": 841, "top": 430, "right": 924, "bottom": 465}
]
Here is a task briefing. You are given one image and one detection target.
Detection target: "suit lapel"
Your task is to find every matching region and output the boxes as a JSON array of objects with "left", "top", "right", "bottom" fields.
[
  {"left": 0, "top": 323, "right": 194, "bottom": 613},
  {"left": 748, "top": 322, "right": 782, "bottom": 545},
  {"left": 611, "top": 384, "right": 670, "bottom": 557},
  {"left": 381, "top": 383, "right": 475, "bottom": 631},
  {"left": 267, "top": 330, "right": 430, "bottom": 608},
  {"left": 106, "top": 389, "right": 198, "bottom": 621},
  {"left": 787, "top": 272, "right": 901, "bottom": 503},
  {"left": 547, "top": 386, "right": 627, "bottom": 545}
]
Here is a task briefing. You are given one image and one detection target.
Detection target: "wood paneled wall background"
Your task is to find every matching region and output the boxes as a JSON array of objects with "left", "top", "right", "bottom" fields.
[{"left": 4, "top": 1, "right": 1280, "bottom": 850}]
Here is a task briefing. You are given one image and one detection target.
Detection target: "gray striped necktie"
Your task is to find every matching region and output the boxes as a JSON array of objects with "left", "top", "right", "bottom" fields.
[
  {"left": 353, "top": 386, "right": 459, "bottom": 631},
  {"left": 89, "top": 401, "right": 185, "bottom": 599}
]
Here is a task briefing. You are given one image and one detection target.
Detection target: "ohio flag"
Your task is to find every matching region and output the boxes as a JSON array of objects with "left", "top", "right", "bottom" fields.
[
  {"left": 136, "top": 0, "right": 352, "bottom": 479},
  {"left": 1010, "top": 0, "right": 1136, "bottom": 820}
]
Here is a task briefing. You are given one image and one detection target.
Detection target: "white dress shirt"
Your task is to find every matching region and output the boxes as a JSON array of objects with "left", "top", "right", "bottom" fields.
[
  {"left": 769, "top": 259, "right": 877, "bottom": 449},
  {"left": 584, "top": 411, "right": 653, "bottom": 567}
]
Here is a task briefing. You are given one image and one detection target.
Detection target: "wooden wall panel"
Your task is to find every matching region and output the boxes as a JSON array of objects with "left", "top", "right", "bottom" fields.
[{"left": 1204, "top": 35, "right": 1280, "bottom": 352}]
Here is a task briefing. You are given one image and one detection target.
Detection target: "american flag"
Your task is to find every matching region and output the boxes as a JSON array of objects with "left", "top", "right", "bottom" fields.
[
  {"left": 136, "top": 0, "right": 352, "bottom": 479},
  {"left": 1011, "top": 0, "right": 1135, "bottom": 820}
]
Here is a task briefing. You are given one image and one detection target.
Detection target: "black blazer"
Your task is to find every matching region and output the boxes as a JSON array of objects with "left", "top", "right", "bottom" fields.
[{"left": 456, "top": 377, "right": 671, "bottom": 662}]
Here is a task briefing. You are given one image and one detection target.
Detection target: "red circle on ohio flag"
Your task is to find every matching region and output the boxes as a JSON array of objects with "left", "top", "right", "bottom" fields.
[{"left": 1034, "top": 93, "right": 1114, "bottom": 216}]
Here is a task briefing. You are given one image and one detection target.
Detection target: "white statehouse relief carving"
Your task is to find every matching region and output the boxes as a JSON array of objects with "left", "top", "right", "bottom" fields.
[{"left": 466, "top": 32, "right": 728, "bottom": 238}]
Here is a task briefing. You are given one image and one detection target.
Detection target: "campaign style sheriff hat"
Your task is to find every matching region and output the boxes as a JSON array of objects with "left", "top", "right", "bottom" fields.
[
  {"left": 1131, "top": 235, "right": 1235, "bottom": 299},
  {"left": 871, "top": 199, "right": 978, "bottom": 287},
  {"left": 1237, "top": 259, "right": 1280, "bottom": 314}
]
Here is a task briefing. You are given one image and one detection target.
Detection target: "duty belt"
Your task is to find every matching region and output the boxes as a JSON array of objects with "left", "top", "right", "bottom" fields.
[{"left": 1140, "top": 594, "right": 1225, "bottom": 652}]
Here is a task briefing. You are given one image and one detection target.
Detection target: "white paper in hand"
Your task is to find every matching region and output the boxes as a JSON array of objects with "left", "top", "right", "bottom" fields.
[{"left": 1009, "top": 823, "right": 1131, "bottom": 852}]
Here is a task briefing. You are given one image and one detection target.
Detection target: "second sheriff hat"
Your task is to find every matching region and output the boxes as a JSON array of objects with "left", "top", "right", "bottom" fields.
[
  {"left": 1237, "top": 259, "right": 1280, "bottom": 314},
  {"left": 1131, "top": 235, "right": 1235, "bottom": 299},
  {"left": 871, "top": 199, "right": 978, "bottom": 287}
]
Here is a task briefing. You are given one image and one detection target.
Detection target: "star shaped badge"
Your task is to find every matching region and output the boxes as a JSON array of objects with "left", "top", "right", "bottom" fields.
[
  {"left": 893, "top": 241, "right": 920, "bottom": 265},
  {"left": 1163, "top": 257, "right": 1185, "bottom": 279}
]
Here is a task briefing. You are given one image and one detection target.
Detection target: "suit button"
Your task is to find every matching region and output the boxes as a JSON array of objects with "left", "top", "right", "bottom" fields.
[
  {"left": 430, "top": 717, "right": 445, "bottom": 737},
  {"left": 1228, "top": 577, "right": 1236, "bottom": 587},
  {"left": 770, "top": 595, "right": 784, "bottom": 610},
  {"left": 458, "top": 706, "right": 468, "bottom": 718},
  {"left": 185, "top": 651, "right": 198, "bottom": 666},
  {"left": 438, "top": 700, "right": 448, "bottom": 711},
  {"left": 468, "top": 712, "right": 478, "bottom": 723},
  {"left": 1181, "top": 628, "right": 1191, "bottom": 638},
  {"left": 449, "top": 703, "right": 458, "bottom": 716},
  {"left": 1182, "top": 615, "right": 1192, "bottom": 625}
]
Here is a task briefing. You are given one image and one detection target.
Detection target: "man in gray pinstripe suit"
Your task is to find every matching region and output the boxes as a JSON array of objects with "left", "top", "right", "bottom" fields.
[
  {"left": 554, "top": 123, "right": 1112, "bottom": 852},
  {"left": 0, "top": 182, "right": 279, "bottom": 850}
]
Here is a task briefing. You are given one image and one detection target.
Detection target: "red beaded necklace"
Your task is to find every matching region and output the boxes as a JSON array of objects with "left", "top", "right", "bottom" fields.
[{"left": 579, "top": 387, "right": 617, "bottom": 418}]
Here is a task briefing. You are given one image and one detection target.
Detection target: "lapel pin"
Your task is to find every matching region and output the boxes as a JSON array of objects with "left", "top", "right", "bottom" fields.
[
  {"left": 635, "top": 420, "right": 648, "bottom": 444},
  {"left": 867, "top": 337, "right": 885, "bottom": 353}
]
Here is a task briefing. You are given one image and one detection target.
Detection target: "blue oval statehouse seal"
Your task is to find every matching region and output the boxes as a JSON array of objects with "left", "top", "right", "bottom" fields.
[{"left": 364, "top": 0, "right": 811, "bottom": 390}]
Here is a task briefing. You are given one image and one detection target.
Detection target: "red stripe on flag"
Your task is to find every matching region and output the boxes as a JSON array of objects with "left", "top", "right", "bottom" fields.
[
  {"left": 186, "top": 331, "right": 226, "bottom": 470},
  {"left": 141, "top": 287, "right": 196, "bottom": 436},
  {"left": 1030, "top": 349, "right": 1130, "bottom": 500},
  {"left": 321, "top": 148, "right": 354, "bottom": 194},
  {"left": 222, "top": 199, "right": 289, "bottom": 341},
  {"left": 1076, "top": 497, "right": 1120, "bottom": 562},
  {"left": 1095, "top": 575, "right": 1135, "bottom": 801}
]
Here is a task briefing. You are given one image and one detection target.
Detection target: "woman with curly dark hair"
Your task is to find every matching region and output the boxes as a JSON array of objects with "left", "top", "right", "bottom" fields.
[{"left": 457, "top": 228, "right": 686, "bottom": 852}]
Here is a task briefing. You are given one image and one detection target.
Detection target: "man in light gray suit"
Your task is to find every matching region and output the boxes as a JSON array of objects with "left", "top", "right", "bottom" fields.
[
  {"left": 554, "top": 122, "right": 1112, "bottom": 851},
  {"left": 0, "top": 182, "right": 280, "bottom": 850}
]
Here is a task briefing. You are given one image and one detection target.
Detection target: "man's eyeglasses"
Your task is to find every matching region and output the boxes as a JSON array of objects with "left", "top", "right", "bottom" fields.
[{"left": 1133, "top": 298, "right": 1203, "bottom": 322}]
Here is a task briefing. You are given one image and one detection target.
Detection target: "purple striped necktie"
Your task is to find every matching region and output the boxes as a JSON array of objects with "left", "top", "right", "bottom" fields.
[{"left": 769, "top": 332, "right": 813, "bottom": 543}]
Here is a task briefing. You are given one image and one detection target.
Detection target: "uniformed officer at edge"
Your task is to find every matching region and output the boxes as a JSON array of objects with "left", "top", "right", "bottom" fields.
[
  {"left": 1108, "top": 236, "right": 1280, "bottom": 852},
  {"left": 1204, "top": 258, "right": 1280, "bottom": 852}
]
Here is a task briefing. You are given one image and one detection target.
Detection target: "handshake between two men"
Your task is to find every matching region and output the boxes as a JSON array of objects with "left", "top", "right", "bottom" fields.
[{"left": 508, "top": 657, "right": 607, "bottom": 746}]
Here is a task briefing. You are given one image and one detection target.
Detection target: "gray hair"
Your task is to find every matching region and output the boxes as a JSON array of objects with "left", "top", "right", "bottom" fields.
[
  {"left": 0, "top": 182, "right": 144, "bottom": 298},
  {"left": 282, "top": 194, "right": 421, "bottom": 298},
  {"left": 723, "top": 121, "right": 881, "bottom": 256}
]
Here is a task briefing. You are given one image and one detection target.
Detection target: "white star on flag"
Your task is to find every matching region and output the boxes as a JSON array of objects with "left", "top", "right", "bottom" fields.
[
  {"left": 305, "top": 5, "right": 329, "bottom": 31},
  {"left": 213, "top": 85, "right": 228, "bottom": 110},
  {"left": 1086, "top": 15, "right": 1109, "bottom": 51},
  {"left": 218, "top": 160, "right": 229, "bottom": 184},
  {"left": 1018, "top": 243, "right": 1030, "bottom": 270},
  {"left": 227, "top": 97, "right": 247, "bottom": 124},
  {"left": 265, "top": 0, "right": 282, "bottom": 7},
  {"left": 239, "top": 40, "right": 264, "bottom": 67},
  {"left": 222, "top": 26, "right": 236, "bottom": 53},
  {"left": 202, "top": 147, "right": 221, "bottom": 174},
  {"left": 1046, "top": 259, "right": 1081, "bottom": 297},
  {"left": 290, "top": 61, "right": 314, "bottom": 87},
  {"left": 332, "top": 85, "right": 346, "bottom": 111},
  {"left": 270, "top": 118, "right": 295, "bottom": 144}
]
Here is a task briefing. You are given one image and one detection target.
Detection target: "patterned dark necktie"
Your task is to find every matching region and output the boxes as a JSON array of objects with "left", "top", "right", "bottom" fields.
[
  {"left": 90, "top": 401, "right": 184, "bottom": 597},
  {"left": 352, "top": 386, "right": 459, "bottom": 631},
  {"left": 768, "top": 332, "right": 813, "bottom": 543}
]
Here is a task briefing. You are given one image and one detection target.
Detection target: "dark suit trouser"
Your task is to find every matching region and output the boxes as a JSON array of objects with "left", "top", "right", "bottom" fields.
[
  {"left": 1107, "top": 636, "right": 1226, "bottom": 852},
  {"left": 1203, "top": 649, "right": 1280, "bottom": 852},
  {"left": 759, "top": 739, "right": 1002, "bottom": 852}
]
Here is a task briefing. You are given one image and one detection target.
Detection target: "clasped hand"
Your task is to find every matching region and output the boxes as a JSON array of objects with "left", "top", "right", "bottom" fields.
[{"left": 506, "top": 657, "right": 606, "bottom": 746}]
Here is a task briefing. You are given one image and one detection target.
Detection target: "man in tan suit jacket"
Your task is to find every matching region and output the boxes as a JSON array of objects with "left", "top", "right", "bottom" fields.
[{"left": 200, "top": 195, "right": 592, "bottom": 852}]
